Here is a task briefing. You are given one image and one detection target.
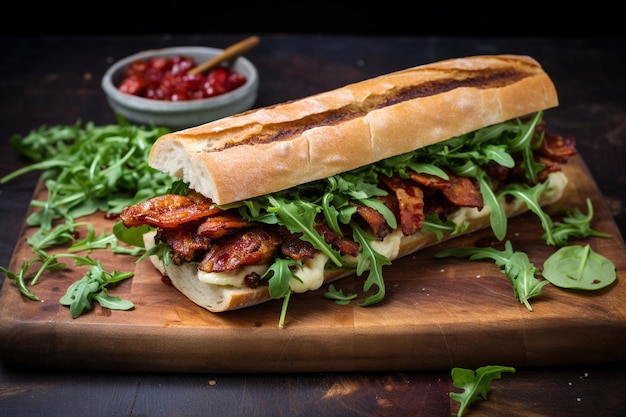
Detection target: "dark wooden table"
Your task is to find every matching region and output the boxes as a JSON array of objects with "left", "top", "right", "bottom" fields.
[{"left": 1, "top": 34, "right": 624, "bottom": 417}]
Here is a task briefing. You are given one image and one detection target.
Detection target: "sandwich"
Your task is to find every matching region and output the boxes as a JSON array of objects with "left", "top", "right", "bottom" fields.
[{"left": 118, "top": 54, "right": 576, "bottom": 317}]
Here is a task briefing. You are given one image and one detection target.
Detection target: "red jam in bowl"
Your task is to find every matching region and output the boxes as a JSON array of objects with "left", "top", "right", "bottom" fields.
[{"left": 117, "top": 55, "right": 247, "bottom": 101}]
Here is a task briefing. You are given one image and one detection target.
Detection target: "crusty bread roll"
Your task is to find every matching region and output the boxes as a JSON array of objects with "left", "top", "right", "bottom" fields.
[
  {"left": 149, "top": 55, "right": 558, "bottom": 205},
  {"left": 145, "top": 172, "right": 568, "bottom": 312},
  {"left": 132, "top": 54, "right": 570, "bottom": 314}
]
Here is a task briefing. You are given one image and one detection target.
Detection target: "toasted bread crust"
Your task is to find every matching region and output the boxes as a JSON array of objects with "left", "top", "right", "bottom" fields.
[{"left": 149, "top": 55, "right": 558, "bottom": 205}]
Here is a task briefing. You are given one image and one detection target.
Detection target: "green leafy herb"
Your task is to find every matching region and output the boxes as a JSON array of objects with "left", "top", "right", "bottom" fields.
[
  {"left": 1, "top": 221, "right": 137, "bottom": 316},
  {"left": 498, "top": 181, "right": 555, "bottom": 245},
  {"left": 450, "top": 365, "right": 516, "bottom": 417},
  {"left": 263, "top": 257, "right": 303, "bottom": 300},
  {"left": 0, "top": 119, "right": 167, "bottom": 316},
  {"left": 260, "top": 257, "right": 302, "bottom": 328},
  {"left": 351, "top": 224, "right": 390, "bottom": 306},
  {"left": 324, "top": 284, "right": 357, "bottom": 305},
  {"left": 548, "top": 198, "right": 612, "bottom": 246},
  {"left": 112, "top": 221, "right": 152, "bottom": 248},
  {"left": 59, "top": 256, "right": 134, "bottom": 318},
  {"left": 435, "top": 241, "right": 549, "bottom": 311},
  {"left": 264, "top": 196, "right": 345, "bottom": 267},
  {"left": 543, "top": 244, "right": 616, "bottom": 290},
  {"left": 1, "top": 120, "right": 175, "bottom": 232}
]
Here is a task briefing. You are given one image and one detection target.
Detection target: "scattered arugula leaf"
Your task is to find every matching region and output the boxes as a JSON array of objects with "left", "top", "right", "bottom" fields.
[
  {"left": 58, "top": 256, "right": 134, "bottom": 318},
  {"left": 548, "top": 198, "right": 612, "bottom": 246},
  {"left": 543, "top": 244, "right": 616, "bottom": 290},
  {"left": 435, "top": 241, "right": 549, "bottom": 311},
  {"left": 0, "top": 260, "right": 42, "bottom": 301},
  {"left": 0, "top": 120, "right": 167, "bottom": 317},
  {"left": 1, "top": 120, "right": 175, "bottom": 232},
  {"left": 450, "top": 365, "right": 516, "bottom": 417},
  {"left": 324, "top": 284, "right": 357, "bottom": 305}
]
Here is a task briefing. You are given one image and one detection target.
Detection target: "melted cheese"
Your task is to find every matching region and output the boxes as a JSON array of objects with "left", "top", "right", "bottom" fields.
[
  {"left": 289, "top": 253, "right": 329, "bottom": 293},
  {"left": 371, "top": 228, "right": 403, "bottom": 259},
  {"left": 198, "top": 265, "right": 268, "bottom": 286}
]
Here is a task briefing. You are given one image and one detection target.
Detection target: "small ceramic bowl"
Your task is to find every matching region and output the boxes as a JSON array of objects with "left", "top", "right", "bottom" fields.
[{"left": 101, "top": 46, "right": 258, "bottom": 130}]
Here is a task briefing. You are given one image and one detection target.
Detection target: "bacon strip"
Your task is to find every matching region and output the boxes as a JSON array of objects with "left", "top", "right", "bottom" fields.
[
  {"left": 538, "top": 132, "right": 576, "bottom": 163},
  {"left": 279, "top": 232, "right": 316, "bottom": 260},
  {"left": 120, "top": 192, "right": 221, "bottom": 228},
  {"left": 406, "top": 170, "right": 450, "bottom": 190},
  {"left": 197, "top": 212, "right": 255, "bottom": 238},
  {"left": 350, "top": 201, "right": 391, "bottom": 239},
  {"left": 380, "top": 174, "right": 425, "bottom": 236},
  {"left": 315, "top": 223, "right": 360, "bottom": 257},
  {"left": 442, "top": 175, "right": 483, "bottom": 209},
  {"left": 156, "top": 222, "right": 212, "bottom": 264},
  {"left": 198, "top": 228, "right": 283, "bottom": 273}
]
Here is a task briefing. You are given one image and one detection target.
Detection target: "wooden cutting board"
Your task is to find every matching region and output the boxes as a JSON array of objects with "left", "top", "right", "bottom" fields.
[{"left": 1, "top": 156, "right": 624, "bottom": 373}]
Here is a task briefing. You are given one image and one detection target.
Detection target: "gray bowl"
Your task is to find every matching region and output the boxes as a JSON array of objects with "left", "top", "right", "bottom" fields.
[{"left": 101, "top": 46, "right": 258, "bottom": 130}]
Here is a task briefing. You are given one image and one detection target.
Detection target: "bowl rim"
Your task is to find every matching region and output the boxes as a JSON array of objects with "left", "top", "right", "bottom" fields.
[{"left": 101, "top": 46, "right": 258, "bottom": 112}]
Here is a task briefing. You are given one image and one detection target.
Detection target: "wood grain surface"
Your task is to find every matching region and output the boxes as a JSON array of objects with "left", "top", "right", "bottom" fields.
[{"left": 1, "top": 156, "right": 624, "bottom": 373}]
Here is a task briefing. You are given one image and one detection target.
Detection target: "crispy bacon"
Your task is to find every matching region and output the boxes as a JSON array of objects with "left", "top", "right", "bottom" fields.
[
  {"left": 350, "top": 201, "right": 392, "bottom": 238},
  {"left": 442, "top": 174, "right": 483, "bottom": 209},
  {"left": 535, "top": 156, "right": 564, "bottom": 183},
  {"left": 120, "top": 192, "right": 221, "bottom": 228},
  {"left": 314, "top": 224, "right": 360, "bottom": 257},
  {"left": 379, "top": 174, "right": 425, "bottom": 236},
  {"left": 197, "top": 212, "right": 255, "bottom": 238},
  {"left": 406, "top": 170, "right": 450, "bottom": 190},
  {"left": 198, "top": 228, "right": 283, "bottom": 273},
  {"left": 155, "top": 222, "right": 212, "bottom": 264},
  {"left": 538, "top": 132, "right": 576, "bottom": 163},
  {"left": 279, "top": 232, "right": 316, "bottom": 260}
]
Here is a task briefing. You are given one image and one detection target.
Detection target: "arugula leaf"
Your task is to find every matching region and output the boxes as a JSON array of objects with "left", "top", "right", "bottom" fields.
[
  {"left": 450, "top": 365, "right": 516, "bottom": 417},
  {"left": 0, "top": 260, "right": 42, "bottom": 301},
  {"left": 420, "top": 214, "right": 462, "bottom": 240},
  {"left": 59, "top": 258, "right": 134, "bottom": 318},
  {"left": 1, "top": 121, "right": 175, "bottom": 231},
  {"left": 113, "top": 221, "right": 152, "bottom": 248},
  {"left": 498, "top": 181, "right": 555, "bottom": 245},
  {"left": 262, "top": 257, "right": 302, "bottom": 299},
  {"left": 68, "top": 224, "right": 118, "bottom": 253},
  {"left": 543, "top": 244, "right": 616, "bottom": 290},
  {"left": 351, "top": 224, "right": 391, "bottom": 306},
  {"left": 504, "top": 111, "right": 545, "bottom": 183},
  {"left": 324, "top": 284, "right": 357, "bottom": 305},
  {"left": 264, "top": 196, "right": 345, "bottom": 267},
  {"left": 435, "top": 241, "right": 549, "bottom": 311},
  {"left": 548, "top": 198, "right": 612, "bottom": 246}
]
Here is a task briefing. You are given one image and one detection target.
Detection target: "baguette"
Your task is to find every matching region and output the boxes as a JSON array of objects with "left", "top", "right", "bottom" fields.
[
  {"left": 149, "top": 55, "right": 557, "bottom": 205},
  {"left": 121, "top": 54, "right": 574, "bottom": 315}
]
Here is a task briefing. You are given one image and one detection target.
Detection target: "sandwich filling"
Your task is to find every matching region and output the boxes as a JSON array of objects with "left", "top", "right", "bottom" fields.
[{"left": 120, "top": 112, "right": 576, "bottom": 305}]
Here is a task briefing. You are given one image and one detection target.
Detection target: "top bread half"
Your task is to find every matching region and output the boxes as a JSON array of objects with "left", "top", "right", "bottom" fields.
[{"left": 148, "top": 54, "right": 558, "bottom": 205}]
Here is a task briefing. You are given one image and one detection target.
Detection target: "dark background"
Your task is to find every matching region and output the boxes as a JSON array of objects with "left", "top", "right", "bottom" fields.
[{"left": 4, "top": 4, "right": 623, "bottom": 37}]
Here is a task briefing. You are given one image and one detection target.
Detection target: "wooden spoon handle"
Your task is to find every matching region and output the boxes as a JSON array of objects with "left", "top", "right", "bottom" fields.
[{"left": 188, "top": 36, "right": 260, "bottom": 75}]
